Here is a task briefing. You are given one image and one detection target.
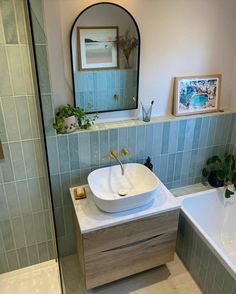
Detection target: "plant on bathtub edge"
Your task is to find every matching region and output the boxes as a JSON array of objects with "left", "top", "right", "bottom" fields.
[{"left": 202, "top": 154, "right": 236, "bottom": 198}]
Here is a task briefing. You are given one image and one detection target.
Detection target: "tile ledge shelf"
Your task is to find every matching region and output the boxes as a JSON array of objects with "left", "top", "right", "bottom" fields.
[{"left": 55, "top": 109, "right": 235, "bottom": 137}]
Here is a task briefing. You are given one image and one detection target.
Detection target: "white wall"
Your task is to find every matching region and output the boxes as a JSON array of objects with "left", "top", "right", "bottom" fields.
[{"left": 43, "top": 0, "right": 236, "bottom": 121}]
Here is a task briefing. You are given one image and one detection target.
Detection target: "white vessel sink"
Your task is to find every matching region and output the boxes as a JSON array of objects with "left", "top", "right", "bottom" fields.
[{"left": 87, "top": 163, "right": 159, "bottom": 212}]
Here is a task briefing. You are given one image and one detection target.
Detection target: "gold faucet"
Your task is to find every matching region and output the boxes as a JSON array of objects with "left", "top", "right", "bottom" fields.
[{"left": 108, "top": 148, "right": 130, "bottom": 176}]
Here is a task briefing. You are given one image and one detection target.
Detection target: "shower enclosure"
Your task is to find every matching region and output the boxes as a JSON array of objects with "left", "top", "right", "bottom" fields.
[{"left": 0, "top": 0, "right": 63, "bottom": 292}]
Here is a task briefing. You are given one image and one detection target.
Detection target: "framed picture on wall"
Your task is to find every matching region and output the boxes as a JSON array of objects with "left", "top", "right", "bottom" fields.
[
  {"left": 173, "top": 74, "right": 221, "bottom": 116},
  {"left": 77, "top": 26, "right": 119, "bottom": 71}
]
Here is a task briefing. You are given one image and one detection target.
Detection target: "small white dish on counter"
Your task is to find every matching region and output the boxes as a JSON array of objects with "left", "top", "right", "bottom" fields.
[{"left": 88, "top": 163, "right": 159, "bottom": 212}]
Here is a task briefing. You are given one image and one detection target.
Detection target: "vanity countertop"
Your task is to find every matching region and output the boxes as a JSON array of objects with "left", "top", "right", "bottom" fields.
[{"left": 70, "top": 180, "right": 180, "bottom": 234}]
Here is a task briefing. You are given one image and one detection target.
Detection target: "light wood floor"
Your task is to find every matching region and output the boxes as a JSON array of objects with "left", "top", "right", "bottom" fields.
[{"left": 61, "top": 254, "right": 202, "bottom": 294}]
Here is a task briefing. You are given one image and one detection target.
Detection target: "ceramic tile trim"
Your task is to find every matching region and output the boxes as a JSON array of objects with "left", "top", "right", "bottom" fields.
[
  {"left": 176, "top": 213, "right": 236, "bottom": 294},
  {"left": 56, "top": 109, "right": 236, "bottom": 136}
]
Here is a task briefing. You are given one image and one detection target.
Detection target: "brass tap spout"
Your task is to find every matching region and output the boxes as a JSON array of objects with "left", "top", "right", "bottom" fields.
[{"left": 109, "top": 150, "right": 124, "bottom": 176}]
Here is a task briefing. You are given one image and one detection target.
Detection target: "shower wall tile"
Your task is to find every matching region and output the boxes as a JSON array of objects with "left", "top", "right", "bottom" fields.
[
  {"left": 15, "top": 96, "right": 33, "bottom": 140},
  {"left": 6, "top": 46, "right": 26, "bottom": 95},
  {"left": 0, "top": 0, "right": 18, "bottom": 44},
  {"left": 0, "top": 0, "right": 56, "bottom": 274},
  {"left": 0, "top": 46, "right": 12, "bottom": 97}
]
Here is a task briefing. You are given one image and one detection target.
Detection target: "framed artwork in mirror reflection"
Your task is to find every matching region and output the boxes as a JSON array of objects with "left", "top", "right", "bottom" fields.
[
  {"left": 173, "top": 74, "right": 221, "bottom": 116},
  {"left": 77, "top": 26, "right": 119, "bottom": 71}
]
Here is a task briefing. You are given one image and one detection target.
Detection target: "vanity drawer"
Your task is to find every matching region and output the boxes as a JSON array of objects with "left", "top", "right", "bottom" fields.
[
  {"left": 81, "top": 209, "right": 179, "bottom": 289},
  {"left": 84, "top": 231, "right": 177, "bottom": 289},
  {"left": 83, "top": 209, "right": 179, "bottom": 256}
]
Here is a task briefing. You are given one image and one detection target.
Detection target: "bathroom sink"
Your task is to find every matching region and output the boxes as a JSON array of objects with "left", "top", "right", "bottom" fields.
[{"left": 87, "top": 163, "right": 159, "bottom": 212}]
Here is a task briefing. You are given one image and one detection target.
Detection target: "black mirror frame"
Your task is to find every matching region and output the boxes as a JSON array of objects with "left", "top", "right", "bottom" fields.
[{"left": 70, "top": 2, "right": 141, "bottom": 114}]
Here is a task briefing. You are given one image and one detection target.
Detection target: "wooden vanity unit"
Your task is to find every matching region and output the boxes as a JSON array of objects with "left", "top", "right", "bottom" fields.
[{"left": 70, "top": 185, "right": 180, "bottom": 289}]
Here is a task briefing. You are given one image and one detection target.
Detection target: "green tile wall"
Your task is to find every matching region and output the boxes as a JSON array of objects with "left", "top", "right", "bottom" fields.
[
  {"left": 0, "top": 0, "right": 56, "bottom": 274},
  {"left": 176, "top": 213, "right": 236, "bottom": 294}
]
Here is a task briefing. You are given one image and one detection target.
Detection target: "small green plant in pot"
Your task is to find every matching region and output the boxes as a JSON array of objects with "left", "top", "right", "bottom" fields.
[
  {"left": 53, "top": 104, "right": 98, "bottom": 134},
  {"left": 202, "top": 154, "right": 236, "bottom": 198}
]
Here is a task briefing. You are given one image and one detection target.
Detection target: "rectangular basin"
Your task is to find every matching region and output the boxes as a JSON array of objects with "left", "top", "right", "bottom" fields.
[{"left": 87, "top": 163, "right": 159, "bottom": 212}]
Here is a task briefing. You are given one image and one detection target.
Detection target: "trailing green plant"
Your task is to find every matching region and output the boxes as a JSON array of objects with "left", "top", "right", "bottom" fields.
[
  {"left": 202, "top": 154, "right": 236, "bottom": 198},
  {"left": 53, "top": 104, "right": 98, "bottom": 133}
]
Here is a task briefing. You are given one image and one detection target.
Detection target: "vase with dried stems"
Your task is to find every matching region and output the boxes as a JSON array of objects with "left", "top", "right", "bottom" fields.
[{"left": 118, "top": 28, "right": 138, "bottom": 69}]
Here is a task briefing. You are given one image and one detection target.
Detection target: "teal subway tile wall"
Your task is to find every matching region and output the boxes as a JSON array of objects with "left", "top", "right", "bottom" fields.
[
  {"left": 0, "top": 0, "right": 55, "bottom": 274},
  {"left": 176, "top": 213, "right": 236, "bottom": 294}
]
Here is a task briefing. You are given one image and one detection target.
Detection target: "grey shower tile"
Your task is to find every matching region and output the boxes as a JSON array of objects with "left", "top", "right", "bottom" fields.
[
  {"left": 29, "top": 0, "right": 45, "bottom": 44},
  {"left": 0, "top": 47, "right": 12, "bottom": 96},
  {"left": 21, "top": 47, "right": 34, "bottom": 95},
  {"left": 69, "top": 134, "right": 80, "bottom": 170},
  {"left": 90, "top": 132, "right": 99, "bottom": 168},
  {"left": 9, "top": 142, "right": 26, "bottom": 181},
  {"left": 6, "top": 250, "right": 19, "bottom": 271},
  {"left": 15, "top": 96, "right": 33, "bottom": 140},
  {"left": 17, "top": 247, "right": 29, "bottom": 268},
  {"left": 0, "top": 0, "right": 18, "bottom": 44},
  {"left": 33, "top": 211, "right": 47, "bottom": 243},
  {"left": 39, "top": 177, "right": 50, "bottom": 210},
  {"left": 0, "top": 184, "right": 8, "bottom": 221},
  {"left": 22, "top": 140, "right": 38, "bottom": 178},
  {"left": 0, "top": 102, "right": 7, "bottom": 142},
  {"left": 46, "top": 136, "right": 59, "bottom": 175},
  {"left": 58, "top": 136, "right": 70, "bottom": 173},
  {"left": 11, "top": 217, "right": 26, "bottom": 249},
  {"left": 38, "top": 242, "right": 49, "bottom": 263},
  {"left": 28, "top": 244, "right": 39, "bottom": 265},
  {"left": 44, "top": 210, "right": 53, "bottom": 240},
  {"left": 14, "top": 0, "right": 27, "bottom": 44},
  {"left": 41, "top": 95, "right": 55, "bottom": 136},
  {"left": 22, "top": 214, "right": 36, "bottom": 246},
  {"left": 0, "top": 252, "right": 8, "bottom": 273},
  {"left": 1, "top": 98, "right": 20, "bottom": 141},
  {"left": 28, "top": 178, "right": 43, "bottom": 212},
  {"left": 16, "top": 180, "right": 31, "bottom": 215},
  {"left": 0, "top": 220, "right": 15, "bottom": 251},
  {"left": 6, "top": 46, "right": 26, "bottom": 95},
  {"left": 4, "top": 182, "right": 20, "bottom": 218},
  {"left": 54, "top": 207, "right": 65, "bottom": 238},
  {"left": 60, "top": 173, "right": 71, "bottom": 206},
  {"left": 35, "top": 45, "right": 51, "bottom": 94},
  {"left": 50, "top": 174, "right": 62, "bottom": 208}
]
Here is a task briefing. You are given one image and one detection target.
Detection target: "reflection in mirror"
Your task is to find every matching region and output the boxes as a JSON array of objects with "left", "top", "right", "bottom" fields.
[{"left": 70, "top": 3, "right": 140, "bottom": 114}]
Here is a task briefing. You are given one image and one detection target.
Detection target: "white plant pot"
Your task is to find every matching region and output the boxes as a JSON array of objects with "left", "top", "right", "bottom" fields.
[{"left": 63, "top": 115, "right": 77, "bottom": 133}]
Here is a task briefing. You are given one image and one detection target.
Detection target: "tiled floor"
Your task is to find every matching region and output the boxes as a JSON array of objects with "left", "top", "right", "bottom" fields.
[
  {"left": 61, "top": 254, "right": 202, "bottom": 294},
  {"left": 0, "top": 260, "right": 61, "bottom": 294}
]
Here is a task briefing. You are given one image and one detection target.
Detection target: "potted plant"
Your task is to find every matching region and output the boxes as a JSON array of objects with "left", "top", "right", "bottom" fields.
[
  {"left": 53, "top": 104, "right": 97, "bottom": 134},
  {"left": 202, "top": 154, "right": 236, "bottom": 198}
]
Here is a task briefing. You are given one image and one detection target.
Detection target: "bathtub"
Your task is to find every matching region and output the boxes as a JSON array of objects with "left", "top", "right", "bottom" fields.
[{"left": 176, "top": 188, "right": 236, "bottom": 293}]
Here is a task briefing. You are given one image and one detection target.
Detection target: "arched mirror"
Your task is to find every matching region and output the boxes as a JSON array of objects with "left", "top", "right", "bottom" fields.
[{"left": 70, "top": 3, "right": 140, "bottom": 114}]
